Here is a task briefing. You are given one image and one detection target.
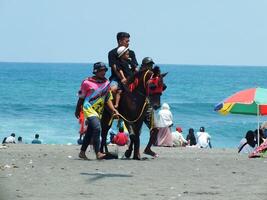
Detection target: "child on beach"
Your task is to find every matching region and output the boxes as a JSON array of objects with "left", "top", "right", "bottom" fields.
[
  {"left": 113, "top": 46, "right": 137, "bottom": 108},
  {"left": 112, "top": 127, "right": 129, "bottom": 146},
  {"left": 112, "top": 127, "right": 129, "bottom": 158}
]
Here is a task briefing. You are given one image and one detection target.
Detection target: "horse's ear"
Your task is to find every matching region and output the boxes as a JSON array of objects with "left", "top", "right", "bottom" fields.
[{"left": 161, "top": 72, "right": 168, "bottom": 78}]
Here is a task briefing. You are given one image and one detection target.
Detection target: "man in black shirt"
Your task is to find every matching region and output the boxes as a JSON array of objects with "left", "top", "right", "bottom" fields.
[{"left": 108, "top": 32, "right": 138, "bottom": 95}]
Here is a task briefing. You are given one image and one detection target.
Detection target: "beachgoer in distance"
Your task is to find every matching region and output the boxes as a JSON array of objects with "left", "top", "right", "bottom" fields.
[
  {"left": 238, "top": 130, "right": 256, "bottom": 153},
  {"left": 155, "top": 103, "right": 173, "bottom": 147},
  {"left": 254, "top": 129, "right": 266, "bottom": 146},
  {"left": 108, "top": 32, "right": 138, "bottom": 107},
  {"left": 113, "top": 46, "right": 138, "bottom": 108},
  {"left": 75, "top": 62, "right": 119, "bottom": 160},
  {"left": 5, "top": 133, "right": 16, "bottom": 144},
  {"left": 18, "top": 136, "right": 23, "bottom": 144},
  {"left": 32, "top": 134, "right": 41, "bottom": 144},
  {"left": 260, "top": 121, "right": 267, "bottom": 138},
  {"left": 196, "top": 127, "right": 212, "bottom": 148},
  {"left": 172, "top": 127, "right": 188, "bottom": 147},
  {"left": 186, "top": 128, "right": 197, "bottom": 146}
]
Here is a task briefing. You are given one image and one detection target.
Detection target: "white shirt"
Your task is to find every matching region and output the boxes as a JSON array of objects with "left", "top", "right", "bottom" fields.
[
  {"left": 239, "top": 144, "right": 255, "bottom": 154},
  {"left": 155, "top": 103, "right": 173, "bottom": 128},
  {"left": 238, "top": 138, "right": 256, "bottom": 154},
  {"left": 196, "top": 131, "right": 211, "bottom": 148},
  {"left": 5, "top": 136, "right": 16, "bottom": 143},
  {"left": 172, "top": 131, "right": 187, "bottom": 147}
]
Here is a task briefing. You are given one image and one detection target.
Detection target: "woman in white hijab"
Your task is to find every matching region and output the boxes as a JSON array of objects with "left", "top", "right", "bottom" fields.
[{"left": 155, "top": 103, "right": 173, "bottom": 147}]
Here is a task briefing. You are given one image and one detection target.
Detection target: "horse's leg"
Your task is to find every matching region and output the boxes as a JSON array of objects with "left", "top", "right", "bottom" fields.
[
  {"left": 125, "top": 135, "right": 134, "bottom": 158},
  {"left": 100, "top": 108, "right": 112, "bottom": 153},
  {"left": 144, "top": 128, "right": 159, "bottom": 157},
  {"left": 133, "top": 122, "right": 143, "bottom": 160},
  {"left": 124, "top": 123, "right": 134, "bottom": 158}
]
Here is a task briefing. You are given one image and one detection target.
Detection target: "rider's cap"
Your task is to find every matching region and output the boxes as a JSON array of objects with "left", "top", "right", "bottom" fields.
[
  {"left": 142, "top": 57, "right": 154, "bottom": 65},
  {"left": 93, "top": 62, "right": 108, "bottom": 74},
  {"left": 117, "top": 46, "right": 129, "bottom": 58}
]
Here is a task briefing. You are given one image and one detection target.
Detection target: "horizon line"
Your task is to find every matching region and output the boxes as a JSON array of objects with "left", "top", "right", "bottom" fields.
[{"left": 0, "top": 61, "right": 267, "bottom": 67}]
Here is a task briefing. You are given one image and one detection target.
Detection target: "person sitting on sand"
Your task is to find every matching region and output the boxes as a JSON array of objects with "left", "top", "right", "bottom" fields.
[
  {"left": 238, "top": 130, "right": 256, "bottom": 153},
  {"left": 172, "top": 127, "right": 187, "bottom": 147},
  {"left": 112, "top": 126, "right": 129, "bottom": 146},
  {"left": 196, "top": 127, "right": 212, "bottom": 148},
  {"left": 254, "top": 129, "right": 266, "bottom": 146},
  {"left": 5, "top": 133, "right": 16, "bottom": 144},
  {"left": 186, "top": 128, "right": 197, "bottom": 146},
  {"left": 75, "top": 62, "right": 119, "bottom": 160},
  {"left": 32, "top": 134, "right": 41, "bottom": 144},
  {"left": 17, "top": 136, "right": 23, "bottom": 144}
]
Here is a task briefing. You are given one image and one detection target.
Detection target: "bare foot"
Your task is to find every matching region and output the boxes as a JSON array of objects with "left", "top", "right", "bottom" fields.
[
  {"left": 79, "top": 151, "right": 89, "bottom": 160},
  {"left": 144, "top": 148, "right": 159, "bottom": 158},
  {"left": 96, "top": 152, "right": 106, "bottom": 160}
]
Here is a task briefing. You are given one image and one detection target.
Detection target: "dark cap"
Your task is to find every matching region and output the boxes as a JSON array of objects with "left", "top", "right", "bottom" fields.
[
  {"left": 142, "top": 57, "right": 154, "bottom": 66},
  {"left": 93, "top": 62, "right": 108, "bottom": 74}
]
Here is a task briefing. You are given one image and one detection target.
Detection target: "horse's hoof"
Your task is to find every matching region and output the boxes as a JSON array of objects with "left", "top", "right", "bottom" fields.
[{"left": 124, "top": 149, "right": 132, "bottom": 158}]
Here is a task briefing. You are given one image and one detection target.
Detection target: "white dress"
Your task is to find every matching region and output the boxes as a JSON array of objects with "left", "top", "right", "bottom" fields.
[{"left": 155, "top": 103, "right": 173, "bottom": 147}]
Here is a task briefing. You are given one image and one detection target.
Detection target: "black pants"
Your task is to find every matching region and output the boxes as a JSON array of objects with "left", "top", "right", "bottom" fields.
[
  {"left": 144, "top": 104, "right": 153, "bottom": 130},
  {"left": 81, "top": 116, "right": 101, "bottom": 154}
]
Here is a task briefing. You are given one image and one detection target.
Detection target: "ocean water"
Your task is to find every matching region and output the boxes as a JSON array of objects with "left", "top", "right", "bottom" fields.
[{"left": 1, "top": 62, "right": 267, "bottom": 148}]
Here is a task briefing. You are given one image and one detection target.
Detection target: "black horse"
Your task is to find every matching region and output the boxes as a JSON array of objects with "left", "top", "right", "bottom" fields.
[{"left": 100, "top": 68, "right": 167, "bottom": 159}]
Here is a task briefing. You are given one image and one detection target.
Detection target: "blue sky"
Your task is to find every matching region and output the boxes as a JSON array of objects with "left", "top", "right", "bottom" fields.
[{"left": 0, "top": 0, "right": 266, "bottom": 65}]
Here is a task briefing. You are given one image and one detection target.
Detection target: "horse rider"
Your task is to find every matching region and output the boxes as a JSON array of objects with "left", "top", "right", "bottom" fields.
[{"left": 108, "top": 32, "right": 138, "bottom": 107}]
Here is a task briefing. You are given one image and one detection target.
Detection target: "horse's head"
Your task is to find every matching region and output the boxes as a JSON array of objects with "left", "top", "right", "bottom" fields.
[
  {"left": 146, "top": 67, "right": 167, "bottom": 110},
  {"left": 128, "top": 67, "right": 167, "bottom": 110}
]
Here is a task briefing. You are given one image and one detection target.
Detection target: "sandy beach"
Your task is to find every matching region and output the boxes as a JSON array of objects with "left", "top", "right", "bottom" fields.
[{"left": 0, "top": 144, "right": 267, "bottom": 200}]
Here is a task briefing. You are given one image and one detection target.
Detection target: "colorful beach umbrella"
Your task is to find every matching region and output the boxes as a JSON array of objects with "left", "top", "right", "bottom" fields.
[
  {"left": 215, "top": 87, "right": 267, "bottom": 146},
  {"left": 215, "top": 87, "right": 267, "bottom": 116}
]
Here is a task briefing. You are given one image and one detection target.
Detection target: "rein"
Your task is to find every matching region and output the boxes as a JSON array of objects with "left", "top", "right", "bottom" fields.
[
  {"left": 108, "top": 98, "right": 149, "bottom": 126},
  {"left": 108, "top": 70, "right": 152, "bottom": 126}
]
